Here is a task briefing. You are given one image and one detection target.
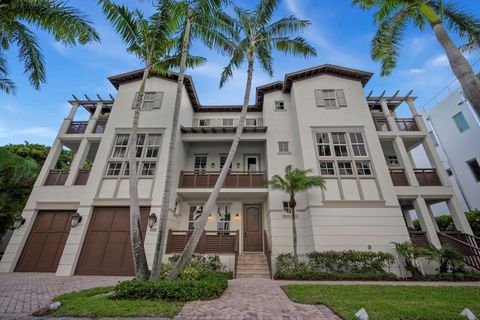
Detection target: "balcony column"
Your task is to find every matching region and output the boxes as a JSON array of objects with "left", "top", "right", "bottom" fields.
[
  {"left": 64, "top": 139, "right": 90, "bottom": 186},
  {"left": 426, "top": 205, "right": 439, "bottom": 232},
  {"left": 421, "top": 139, "right": 450, "bottom": 186},
  {"left": 60, "top": 103, "right": 79, "bottom": 134},
  {"left": 446, "top": 197, "right": 474, "bottom": 235},
  {"left": 393, "top": 137, "right": 419, "bottom": 186},
  {"left": 85, "top": 102, "right": 103, "bottom": 134},
  {"left": 413, "top": 197, "right": 441, "bottom": 248},
  {"left": 34, "top": 139, "right": 63, "bottom": 187},
  {"left": 380, "top": 99, "right": 398, "bottom": 132}
]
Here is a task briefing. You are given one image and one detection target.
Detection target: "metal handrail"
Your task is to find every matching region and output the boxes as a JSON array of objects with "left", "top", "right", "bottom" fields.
[
  {"left": 264, "top": 230, "right": 273, "bottom": 279},
  {"left": 438, "top": 232, "right": 480, "bottom": 271}
]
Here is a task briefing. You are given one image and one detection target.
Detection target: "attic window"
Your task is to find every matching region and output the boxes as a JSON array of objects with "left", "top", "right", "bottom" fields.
[{"left": 275, "top": 101, "right": 285, "bottom": 111}]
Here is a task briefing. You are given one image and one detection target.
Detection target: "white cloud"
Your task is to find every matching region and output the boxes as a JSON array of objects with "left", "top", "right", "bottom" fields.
[
  {"left": 409, "top": 68, "right": 426, "bottom": 74},
  {"left": 428, "top": 54, "right": 449, "bottom": 67}
]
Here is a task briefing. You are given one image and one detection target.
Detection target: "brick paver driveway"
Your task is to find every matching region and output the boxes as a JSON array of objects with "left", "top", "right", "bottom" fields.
[
  {"left": 176, "top": 278, "right": 341, "bottom": 320},
  {"left": 0, "top": 273, "right": 129, "bottom": 317}
]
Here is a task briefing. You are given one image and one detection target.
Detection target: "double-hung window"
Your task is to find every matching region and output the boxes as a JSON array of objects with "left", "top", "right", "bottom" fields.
[
  {"left": 319, "top": 161, "right": 335, "bottom": 175},
  {"left": 111, "top": 134, "right": 129, "bottom": 158},
  {"left": 316, "top": 133, "right": 331, "bottom": 157},
  {"left": 338, "top": 161, "right": 354, "bottom": 175},
  {"left": 323, "top": 89, "right": 337, "bottom": 108},
  {"left": 453, "top": 112, "right": 470, "bottom": 133},
  {"left": 278, "top": 141, "right": 290, "bottom": 153},
  {"left": 194, "top": 155, "right": 207, "bottom": 172},
  {"left": 332, "top": 133, "right": 348, "bottom": 157},
  {"left": 245, "top": 119, "right": 257, "bottom": 127},
  {"left": 466, "top": 158, "right": 480, "bottom": 182},
  {"left": 222, "top": 118, "right": 234, "bottom": 127},
  {"left": 188, "top": 205, "right": 203, "bottom": 230},
  {"left": 275, "top": 101, "right": 285, "bottom": 111},
  {"left": 219, "top": 154, "right": 232, "bottom": 170},
  {"left": 217, "top": 205, "right": 231, "bottom": 231},
  {"left": 199, "top": 119, "right": 211, "bottom": 127},
  {"left": 349, "top": 132, "right": 367, "bottom": 156}
]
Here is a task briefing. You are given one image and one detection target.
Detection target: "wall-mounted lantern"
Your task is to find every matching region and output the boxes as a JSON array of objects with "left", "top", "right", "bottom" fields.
[
  {"left": 236, "top": 162, "right": 240, "bottom": 169},
  {"left": 233, "top": 213, "right": 240, "bottom": 221},
  {"left": 148, "top": 213, "right": 158, "bottom": 229},
  {"left": 211, "top": 162, "right": 215, "bottom": 169},
  {"left": 14, "top": 216, "right": 26, "bottom": 229},
  {"left": 71, "top": 212, "right": 82, "bottom": 228},
  {"left": 208, "top": 213, "right": 214, "bottom": 221}
]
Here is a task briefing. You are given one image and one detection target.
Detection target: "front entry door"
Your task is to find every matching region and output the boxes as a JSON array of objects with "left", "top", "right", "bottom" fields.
[{"left": 243, "top": 204, "right": 262, "bottom": 252}]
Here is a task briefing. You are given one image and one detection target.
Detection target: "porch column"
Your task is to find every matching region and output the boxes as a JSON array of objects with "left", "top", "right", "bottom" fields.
[
  {"left": 380, "top": 99, "right": 398, "bottom": 132},
  {"left": 446, "top": 197, "right": 474, "bottom": 235},
  {"left": 426, "top": 204, "right": 439, "bottom": 232},
  {"left": 421, "top": 139, "right": 450, "bottom": 186},
  {"left": 85, "top": 102, "right": 103, "bottom": 134},
  {"left": 413, "top": 197, "right": 441, "bottom": 248},
  {"left": 65, "top": 139, "right": 90, "bottom": 186},
  {"left": 60, "top": 103, "right": 79, "bottom": 134},
  {"left": 393, "top": 137, "right": 419, "bottom": 186}
]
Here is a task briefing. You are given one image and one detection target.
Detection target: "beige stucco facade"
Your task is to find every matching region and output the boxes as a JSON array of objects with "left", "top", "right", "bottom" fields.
[{"left": 1, "top": 65, "right": 473, "bottom": 276}]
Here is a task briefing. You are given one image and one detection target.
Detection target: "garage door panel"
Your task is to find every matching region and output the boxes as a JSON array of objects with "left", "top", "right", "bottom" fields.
[
  {"left": 15, "top": 211, "right": 73, "bottom": 273},
  {"left": 75, "top": 207, "right": 149, "bottom": 276}
]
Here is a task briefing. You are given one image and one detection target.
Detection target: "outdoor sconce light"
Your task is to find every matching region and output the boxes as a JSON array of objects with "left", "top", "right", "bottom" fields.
[
  {"left": 234, "top": 213, "right": 240, "bottom": 221},
  {"left": 71, "top": 212, "right": 82, "bottom": 228},
  {"left": 148, "top": 213, "right": 158, "bottom": 229},
  {"left": 211, "top": 163, "right": 215, "bottom": 169},
  {"left": 14, "top": 216, "right": 26, "bottom": 229},
  {"left": 208, "top": 213, "right": 214, "bottom": 221},
  {"left": 236, "top": 162, "right": 240, "bottom": 169}
]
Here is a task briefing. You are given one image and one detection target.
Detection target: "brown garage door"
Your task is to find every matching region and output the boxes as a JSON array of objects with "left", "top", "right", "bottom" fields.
[
  {"left": 15, "top": 211, "right": 73, "bottom": 272},
  {"left": 75, "top": 207, "right": 149, "bottom": 276}
]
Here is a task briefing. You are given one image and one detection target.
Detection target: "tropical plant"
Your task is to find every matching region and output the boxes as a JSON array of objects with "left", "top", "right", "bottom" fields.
[
  {"left": 428, "top": 244, "right": 464, "bottom": 273},
  {"left": 413, "top": 210, "right": 480, "bottom": 237},
  {"left": 0, "top": 149, "right": 39, "bottom": 236},
  {"left": 167, "top": 0, "right": 316, "bottom": 279},
  {"left": 353, "top": 0, "right": 480, "bottom": 118},
  {"left": 392, "top": 241, "right": 433, "bottom": 278},
  {"left": 0, "top": 0, "right": 100, "bottom": 94},
  {"left": 100, "top": 0, "right": 205, "bottom": 280},
  {"left": 269, "top": 166, "right": 326, "bottom": 264},
  {"left": 150, "top": 0, "right": 233, "bottom": 280}
]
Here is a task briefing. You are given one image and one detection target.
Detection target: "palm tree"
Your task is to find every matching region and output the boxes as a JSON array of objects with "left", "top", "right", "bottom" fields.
[
  {"left": 100, "top": 0, "right": 205, "bottom": 280},
  {"left": 353, "top": 0, "right": 480, "bottom": 117},
  {"left": 0, "top": 0, "right": 100, "bottom": 94},
  {"left": 150, "top": 0, "right": 233, "bottom": 280},
  {"left": 167, "top": 0, "right": 316, "bottom": 279},
  {"left": 269, "top": 165, "right": 326, "bottom": 264}
]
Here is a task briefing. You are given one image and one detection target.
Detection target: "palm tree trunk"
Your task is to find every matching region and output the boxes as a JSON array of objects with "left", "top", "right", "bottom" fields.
[
  {"left": 431, "top": 22, "right": 480, "bottom": 117},
  {"left": 290, "top": 196, "right": 298, "bottom": 265},
  {"left": 150, "top": 11, "right": 192, "bottom": 280},
  {"left": 129, "top": 66, "right": 151, "bottom": 280},
  {"left": 167, "top": 51, "right": 255, "bottom": 279}
]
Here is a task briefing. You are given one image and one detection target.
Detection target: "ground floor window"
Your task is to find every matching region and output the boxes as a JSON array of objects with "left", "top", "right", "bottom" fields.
[
  {"left": 188, "top": 205, "right": 203, "bottom": 230},
  {"left": 217, "top": 205, "right": 231, "bottom": 230}
]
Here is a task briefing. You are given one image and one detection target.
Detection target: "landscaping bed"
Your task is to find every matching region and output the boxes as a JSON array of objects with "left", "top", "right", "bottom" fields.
[{"left": 283, "top": 284, "right": 480, "bottom": 320}]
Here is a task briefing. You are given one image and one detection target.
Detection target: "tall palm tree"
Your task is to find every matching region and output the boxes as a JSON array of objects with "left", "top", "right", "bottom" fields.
[
  {"left": 167, "top": 0, "right": 316, "bottom": 279},
  {"left": 268, "top": 165, "right": 326, "bottom": 264},
  {"left": 0, "top": 0, "right": 100, "bottom": 94},
  {"left": 353, "top": 0, "right": 480, "bottom": 117},
  {"left": 150, "top": 0, "right": 233, "bottom": 280},
  {"left": 100, "top": 0, "right": 205, "bottom": 280}
]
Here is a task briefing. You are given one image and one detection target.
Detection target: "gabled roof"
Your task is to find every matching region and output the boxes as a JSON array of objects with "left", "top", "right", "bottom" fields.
[{"left": 108, "top": 64, "right": 374, "bottom": 111}]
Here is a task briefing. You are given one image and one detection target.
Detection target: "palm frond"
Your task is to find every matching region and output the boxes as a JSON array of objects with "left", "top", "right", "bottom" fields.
[
  {"left": 12, "top": 0, "right": 99, "bottom": 44},
  {"left": 265, "top": 16, "right": 311, "bottom": 38},
  {"left": 219, "top": 39, "right": 248, "bottom": 87},
  {"left": 255, "top": 0, "right": 279, "bottom": 26},
  {"left": 351, "top": 0, "right": 376, "bottom": 10},
  {"left": 273, "top": 36, "right": 317, "bottom": 58},
  {"left": 99, "top": 0, "right": 141, "bottom": 49},
  {"left": 255, "top": 41, "right": 273, "bottom": 77}
]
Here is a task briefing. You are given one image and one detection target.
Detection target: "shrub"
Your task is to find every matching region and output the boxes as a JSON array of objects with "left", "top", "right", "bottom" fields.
[
  {"left": 114, "top": 272, "right": 229, "bottom": 301},
  {"left": 428, "top": 244, "right": 465, "bottom": 273},
  {"left": 159, "top": 255, "right": 228, "bottom": 280},
  {"left": 413, "top": 272, "right": 480, "bottom": 282},
  {"left": 392, "top": 241, "right": 433, "bottom": 278},
  {"left": 275, "top": 250, "right": 396, "bottom": 280},
  {"left": 275, "top": 270, "right": 398, "bottom": 281}
]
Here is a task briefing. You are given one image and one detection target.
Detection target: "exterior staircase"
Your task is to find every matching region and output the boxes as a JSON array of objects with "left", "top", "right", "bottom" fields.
[{"left": 236, "top": 253, "right": 271, "bottom": 278}]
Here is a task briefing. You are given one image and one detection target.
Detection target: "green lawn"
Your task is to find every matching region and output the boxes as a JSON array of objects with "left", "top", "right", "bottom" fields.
[
  {"left": 282, "top": 284, "right": 480, "bottom": 320},
  {"left": 46, "top": 286, "right": 184, "bottom": 318}
]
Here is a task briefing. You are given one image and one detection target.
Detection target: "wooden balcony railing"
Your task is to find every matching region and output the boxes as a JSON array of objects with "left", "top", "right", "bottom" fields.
[
  {"left": 45, "top": 169, "right": 69, "bottom": 185},
  {"left": 66, "top": 121, "right": 88, "bottom": 134},
  {"left": 414, "top": 168, "right": 442, "bottom": 186},
  {"left": 396, "top": 118, "right": 419, "bottom": 131},
  {"left": 408, "top": 230, "right": 430, "bottom": 248},
  {"left": 179, "top": 171, "right": 266, "bottom": 188},
  {"left": 166, "top": 229, "right": 238, "bottom": 254},
  {"left": 389, "top": 168, "right": 409, "bottom": 186},
  {"left": 93, "top": 118, "right": 108, "bottom": 133},
  {"left": 373, "top": 119, "right": 390, "bottom": 132},
  {"left": 74, "top": 169, "right": 90, "bottom": 185}
]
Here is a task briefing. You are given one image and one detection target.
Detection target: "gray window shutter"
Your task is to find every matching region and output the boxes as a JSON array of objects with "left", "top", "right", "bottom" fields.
[
  {"left": 314, "top": 89, "right": 325, "bottom": 107},
  {"left": 153, "top": 91, "right": 164, "bottom": 109},
  {"left": 132, "top": 92, "right": 140, "bottom": 109},
  {"left": 336, "top": 89, "right": 347, "bottom": 107}
]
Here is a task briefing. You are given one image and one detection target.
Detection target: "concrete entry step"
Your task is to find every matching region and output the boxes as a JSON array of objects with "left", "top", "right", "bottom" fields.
[{"left": 235, "top": 253, "right": 271, "bottom": 279}]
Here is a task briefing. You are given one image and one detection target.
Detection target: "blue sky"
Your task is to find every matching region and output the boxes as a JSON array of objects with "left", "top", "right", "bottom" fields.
[{"left": 1, "top": 0, "right": 479, "bottom": 146}]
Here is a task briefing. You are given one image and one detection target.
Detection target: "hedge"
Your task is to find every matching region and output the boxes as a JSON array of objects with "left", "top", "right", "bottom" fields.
[
  {"left": 114, "top": 272, "right": 229, "bottom": 301},
  {"left": 275, "top": 271, "right": 398, "bottom": 281},
  {"left": 412, "top": 272, "right": 480, "bottom": 282}
]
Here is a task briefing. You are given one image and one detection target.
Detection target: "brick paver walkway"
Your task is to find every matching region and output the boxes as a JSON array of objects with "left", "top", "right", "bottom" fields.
[
  {"left": 176, "top": 278, "right": 341, "bottom": 320},
  {"left": 0, "top": 273, "right": 129, "bottom": 317}
]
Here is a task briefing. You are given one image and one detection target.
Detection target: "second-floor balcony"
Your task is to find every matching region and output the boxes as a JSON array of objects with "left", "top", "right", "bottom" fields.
[
  {"left": 66, "top": 121, "right": 88, "bottom": 134},
  {"left": 389, "top": 168, "right": 442, "bottom": 186},
  {"left": 178, "top": 170, "right": 267, "bottom": 188},
  {"left": 373, "top": 118, "right": 419, "bottom": 132},
  {"left": 44, "top": 168, "right": 91, "bottom": 186}
]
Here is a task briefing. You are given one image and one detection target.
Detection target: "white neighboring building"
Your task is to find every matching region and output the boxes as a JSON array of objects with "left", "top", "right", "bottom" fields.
[
  {"left": 0, "top": 64, "right": 477, "bottom": 277},
  {"left": 412, "top": 89, "right": 480, "bottom": 214}
]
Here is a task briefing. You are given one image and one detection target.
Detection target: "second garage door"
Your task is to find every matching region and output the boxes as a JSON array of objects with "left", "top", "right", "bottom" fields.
[{"left": 75, "top": 207, "right": 149, "bottom": 276}]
